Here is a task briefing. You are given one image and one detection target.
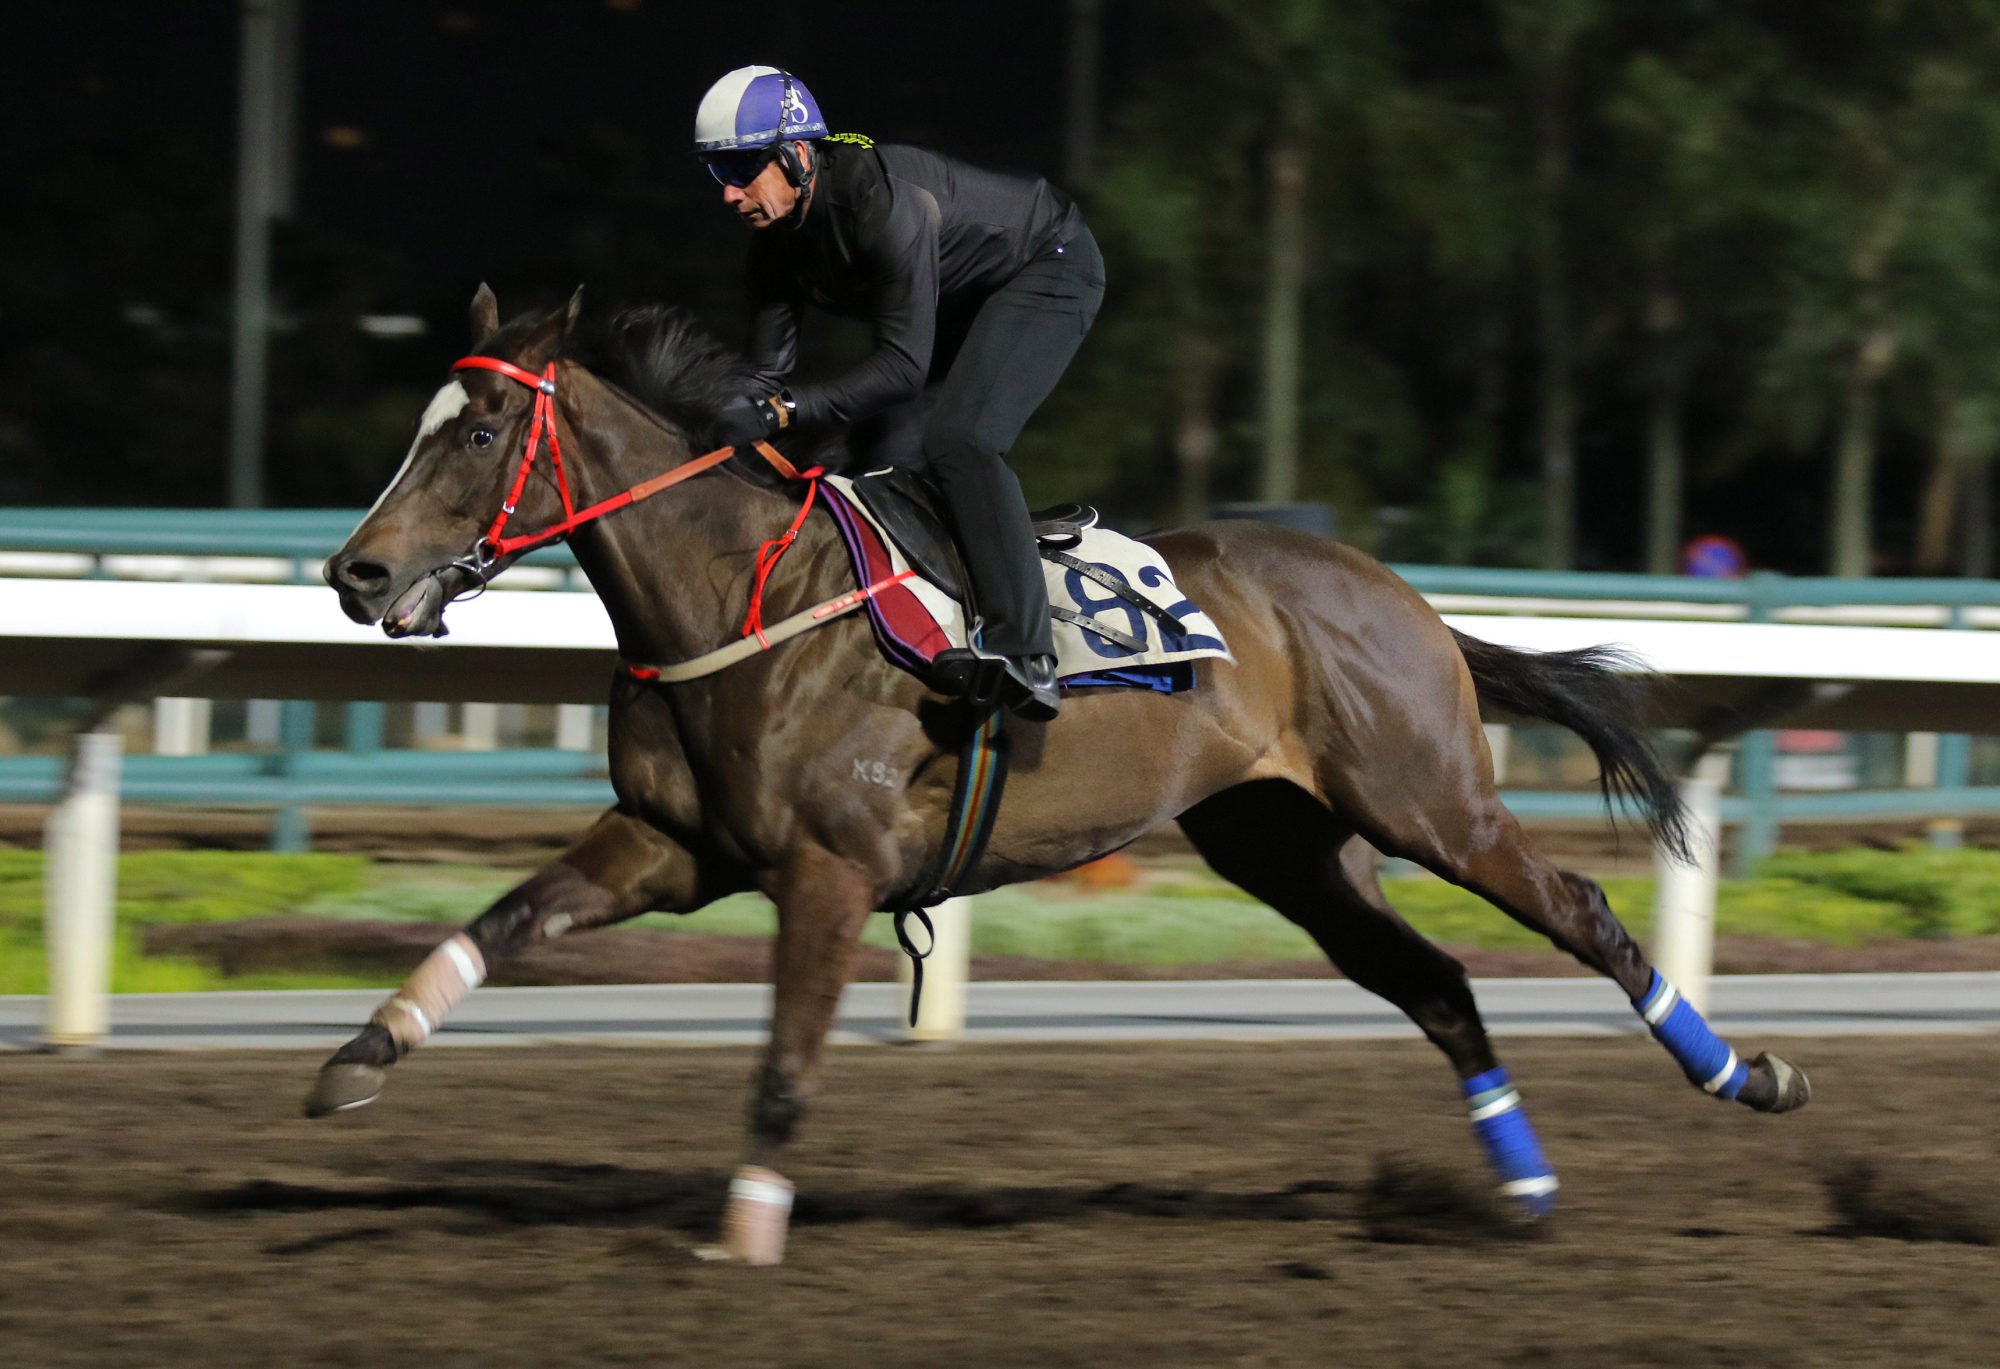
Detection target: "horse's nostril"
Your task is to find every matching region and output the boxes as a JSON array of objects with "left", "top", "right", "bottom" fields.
[{"left": 332, "top": 556, "right": 391, "bottom": 592}]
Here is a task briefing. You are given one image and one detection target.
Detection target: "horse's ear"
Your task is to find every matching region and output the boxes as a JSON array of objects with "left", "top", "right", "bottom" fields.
[
  {"left": 470, "top": 283, "right": 500, "bottom": 344},
  {"left": 561, "top": 285, "right": 585, "bottom": 340}
]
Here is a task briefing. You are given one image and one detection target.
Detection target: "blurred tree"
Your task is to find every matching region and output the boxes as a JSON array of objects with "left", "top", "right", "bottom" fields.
[
  {"left": 1879, "top": 37, "right": 2000, "bottom": 574},
  {"left": 1601, "top": 12, "right": 1787, "bottom": 573},
  {"left": 1495, "top": 0, "right": 1606, "bottom": 569},
  {"left": 1359, "top": 16, "right": 1526, "bottom": 562},
  {"left": 1087, "top": 113, "right": 1241, "bottom": 522},
  {"left": 1013, "top": 53, "right": 1262, "bottom": 523},
  {"left": 1733, "top": 1, "right": 2000, "bottom": 575},
  {"left": 1195, "top": 0, "right": 1394, "bottom": 507}
]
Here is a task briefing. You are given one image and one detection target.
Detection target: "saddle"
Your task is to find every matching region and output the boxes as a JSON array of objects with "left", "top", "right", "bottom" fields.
[
  {"left": 844, "top": 467, "right": 1095, "bottom": 605},
  {"left": 814, "top": 467, "right": 1233, "bottom": 699}
]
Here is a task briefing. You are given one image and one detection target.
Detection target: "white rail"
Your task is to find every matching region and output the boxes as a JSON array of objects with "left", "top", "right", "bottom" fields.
[{"left": 8, "top": 578, "right": 2000, "bottom": 1048}]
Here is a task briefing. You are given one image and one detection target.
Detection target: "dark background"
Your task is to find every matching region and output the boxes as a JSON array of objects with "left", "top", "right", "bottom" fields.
[
  {"left": 2, "top": 2, "right": 1112, "bottom": 501},
  {"left": 5, "top": 1, "right": 1998, "bottom": 577}
]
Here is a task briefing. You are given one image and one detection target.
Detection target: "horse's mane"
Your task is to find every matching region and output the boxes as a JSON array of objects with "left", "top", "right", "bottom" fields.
[
  {"left": 591, "top": 306, "right": 759, "bottom": 436},
  {"left": 584, "top": 305, "right": 846, "bottom": 470}
]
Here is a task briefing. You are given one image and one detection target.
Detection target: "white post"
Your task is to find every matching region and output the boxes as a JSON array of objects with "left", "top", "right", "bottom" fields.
[
  {"left": 43, "top": 729, "right": 124, "bottom": 1052},
  {"left": 153, "top": 697, "right": 213, "bottom": 756},
  {"left": 1652, "top": 750, "right": 1728, "bottom": 1016},
  {"left": 245, "top": 698, "right": 283, "bottom": 744},
  {"left": 1482, "top": 723, "right": 1511, "bottom": 784},
  {"left": 1903, "top": 731, "right": 1940, "bottom": 788},
  {"left": 460, "top": 702, "right": 501, "bottom": 751},
  {"left": 411, "top": 701, "right": 451, "bottom": 745},
  {"left": 899, "top": 897, "right": 973, "bottom": 1043},
  {"left": 554, "top": 704, "right": 595, "bottom": 752}
]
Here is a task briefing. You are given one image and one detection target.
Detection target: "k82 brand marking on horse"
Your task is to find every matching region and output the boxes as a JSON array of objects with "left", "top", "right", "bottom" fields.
[
  {"left": 852, "top": 758, "right": 901, "bottom": 788},
  {"left": 310, "top": 286, "right": 1811, "bottom": 1266}
]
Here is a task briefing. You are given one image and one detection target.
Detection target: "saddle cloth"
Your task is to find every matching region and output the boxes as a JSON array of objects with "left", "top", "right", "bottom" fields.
[{"left": 816, "top": 472, "right": 1234, "bottom": 694}]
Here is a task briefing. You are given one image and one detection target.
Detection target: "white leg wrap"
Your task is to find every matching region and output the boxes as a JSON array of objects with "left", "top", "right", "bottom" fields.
[
  {"left": 370, "top": 933, "right": 487, "bottom": 1053},
  {"left": 716, "top": 1166, "right": 794, "bottom": 1266}
]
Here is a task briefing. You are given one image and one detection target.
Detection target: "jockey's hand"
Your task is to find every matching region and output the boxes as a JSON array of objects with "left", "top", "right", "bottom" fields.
[{"left": 713, "top": 393, "right": 789, "bottom": 448}]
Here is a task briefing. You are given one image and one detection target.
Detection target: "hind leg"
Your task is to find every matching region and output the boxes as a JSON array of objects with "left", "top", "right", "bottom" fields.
[
  {"left": 1323, "top": 750, "right": 1810, "bottom": 1115},
  {"left": 303, "top": 808, "right": 732, "bottom": 1116},
  {"left": 1179, "top": 781, "right": 1560, "bottom": 1216}
]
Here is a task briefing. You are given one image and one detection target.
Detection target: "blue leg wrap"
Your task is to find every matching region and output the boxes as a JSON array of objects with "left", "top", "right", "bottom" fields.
[
  {"left": 1461, "top": 1066, "right": 1558, "bottom": 1215},
  {"left": 1635, "top": 971, "right": 1750, "bottom": 1100}
]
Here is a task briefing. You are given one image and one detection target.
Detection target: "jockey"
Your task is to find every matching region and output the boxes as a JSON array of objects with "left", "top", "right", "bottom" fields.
[{"left": 695, "top": 64, "right": 1104, "bottom": 721}]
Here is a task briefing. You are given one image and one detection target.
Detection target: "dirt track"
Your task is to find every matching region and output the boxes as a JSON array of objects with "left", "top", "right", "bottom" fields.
[{"left": 3, "top": 1036, "right": 1996, "bottom": 1367}]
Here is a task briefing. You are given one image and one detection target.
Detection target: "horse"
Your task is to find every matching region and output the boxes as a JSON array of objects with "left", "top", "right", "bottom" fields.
[{"left": 313, "top": 284, "right": 1811, "bottom": 1264}]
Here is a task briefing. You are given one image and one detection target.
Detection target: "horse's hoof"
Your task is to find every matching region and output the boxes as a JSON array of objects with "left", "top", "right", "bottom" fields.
[
  {"left": 1750, "top": 1052, "right": 1812, "bottom": 1114},
  {"left": 303, "top": 1062, "right": 387, "bottom": 1118}
]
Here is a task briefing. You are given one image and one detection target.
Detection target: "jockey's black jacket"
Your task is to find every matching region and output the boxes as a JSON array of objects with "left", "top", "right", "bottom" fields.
[{"left": 744, "top": 138, "right": 1085, "bottom": 428}]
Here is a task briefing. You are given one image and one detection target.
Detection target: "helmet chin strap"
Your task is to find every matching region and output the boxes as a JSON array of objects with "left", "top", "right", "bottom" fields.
[
  {"left": 772, "top": 68, "right": 816, "bottom": 229},
  {"left": 781, "top": 142, "right": 816, "bottom": 228}
]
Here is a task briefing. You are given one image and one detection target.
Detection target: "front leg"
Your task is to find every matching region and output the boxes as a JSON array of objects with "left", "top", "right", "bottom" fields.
[
  {"left": 303, "top": 807, "right": 725, "bottom": 1116},
  {"left": 706, "top": 845, "right": 876, "bottom": 1266}
]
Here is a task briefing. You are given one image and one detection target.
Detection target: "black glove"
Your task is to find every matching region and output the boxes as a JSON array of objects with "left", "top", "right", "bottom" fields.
[{"left": 712, "top": 393, "right": 784, "bottom": 448}]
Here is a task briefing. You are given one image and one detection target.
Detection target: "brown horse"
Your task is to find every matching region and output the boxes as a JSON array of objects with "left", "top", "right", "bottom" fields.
[{"left": 314, "top": 286, "right": 1809, "bottom": 1263}]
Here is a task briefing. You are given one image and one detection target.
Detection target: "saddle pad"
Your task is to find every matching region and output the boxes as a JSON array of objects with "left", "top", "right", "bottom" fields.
[{"left": 817, "top": 475, "right": 1234, "bottom": 692}]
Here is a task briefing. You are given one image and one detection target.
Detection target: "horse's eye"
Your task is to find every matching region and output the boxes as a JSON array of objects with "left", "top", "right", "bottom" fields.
[{"left": 469, "top": 429, "right": 495, "bottom": 449}]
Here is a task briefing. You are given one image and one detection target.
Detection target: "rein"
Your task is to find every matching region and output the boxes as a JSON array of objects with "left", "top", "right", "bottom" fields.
[{"left": 448, "top": 353, "right": 912, "bottom": 680}]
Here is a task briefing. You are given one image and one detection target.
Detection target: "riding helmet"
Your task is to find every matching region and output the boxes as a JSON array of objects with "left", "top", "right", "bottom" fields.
[{"left": 693, "top": 65, "right": 828, "bottom": 155}]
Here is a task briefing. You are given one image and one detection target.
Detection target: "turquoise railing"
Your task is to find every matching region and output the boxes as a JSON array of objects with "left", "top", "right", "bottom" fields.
[{"left": 4, "top": 509, "right": 1996, "bottom": 860}]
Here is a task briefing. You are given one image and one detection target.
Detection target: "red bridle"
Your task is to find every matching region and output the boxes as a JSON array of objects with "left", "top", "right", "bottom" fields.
[{"left": 445, "top": 354, "right": 825, "bottom": 645}]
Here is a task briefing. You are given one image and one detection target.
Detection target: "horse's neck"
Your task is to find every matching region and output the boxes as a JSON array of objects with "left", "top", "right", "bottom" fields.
[{"left": 557, "top": 373, "right": 838, "bottom": 666}]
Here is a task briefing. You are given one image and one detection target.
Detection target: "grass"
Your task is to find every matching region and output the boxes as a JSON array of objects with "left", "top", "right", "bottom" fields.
[
  {"left": 4, "top": 845, "right": 1997, "bottom": 993},
  {"left": 0, "top": 850, "right": 376, "bottom": 994}
]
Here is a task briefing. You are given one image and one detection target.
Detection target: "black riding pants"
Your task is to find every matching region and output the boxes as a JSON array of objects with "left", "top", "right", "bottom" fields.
[{"left": 854, "top": 227, "right": 1105, "bottom": 658}]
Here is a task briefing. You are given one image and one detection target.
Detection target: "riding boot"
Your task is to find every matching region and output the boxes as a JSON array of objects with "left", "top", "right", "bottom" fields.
[{"left": 921, "top": 440, "right": 1058, "bottom": 718}]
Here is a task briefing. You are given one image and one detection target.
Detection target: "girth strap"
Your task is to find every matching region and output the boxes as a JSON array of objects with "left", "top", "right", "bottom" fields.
[{"left": 890, "top": 705, "right": 1009, "bottom": 1027}]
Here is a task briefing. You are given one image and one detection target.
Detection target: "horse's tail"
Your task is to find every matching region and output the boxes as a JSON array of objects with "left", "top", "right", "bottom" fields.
[{"left": 1450, "top": 629, "right": 1693, "bottom": 863}]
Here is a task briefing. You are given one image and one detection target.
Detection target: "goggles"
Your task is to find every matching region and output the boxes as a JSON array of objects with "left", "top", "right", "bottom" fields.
[{"left": 705, "top": 147, "right": 776, "bottom": 188}]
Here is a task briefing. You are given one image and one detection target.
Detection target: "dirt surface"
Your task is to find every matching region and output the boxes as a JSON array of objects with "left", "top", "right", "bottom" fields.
[
  {"left": 146, "top": 918, "right": 2000, "bottom": 983},
  {"left": 2, "top": 1037, "right": 1995, "bottom": 1367}
]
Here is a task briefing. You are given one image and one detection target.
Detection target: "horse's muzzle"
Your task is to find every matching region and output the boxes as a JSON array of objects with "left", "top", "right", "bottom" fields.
[
  {"left": 382, "top": 573, "right": 453, "bottom": 638},
  {"left": 325, "top": 551, "right": 465, "bottom": 638},
  {"left": 325, "top": 552, "right": 391, "bottom": 621}
]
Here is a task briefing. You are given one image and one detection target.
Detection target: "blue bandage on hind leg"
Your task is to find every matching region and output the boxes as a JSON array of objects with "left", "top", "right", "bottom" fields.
[
  {"left": 1635, "top": 971, "right": 1750, "bottom": 1100},
  {"left": 1461, "top": 1067, "right": 1558, "bottom": 1215}
]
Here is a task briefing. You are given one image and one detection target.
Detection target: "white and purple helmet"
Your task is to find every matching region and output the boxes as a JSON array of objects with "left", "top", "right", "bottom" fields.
[{"left": 693, "top": 65, "right": 828, "bottom": 157}]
